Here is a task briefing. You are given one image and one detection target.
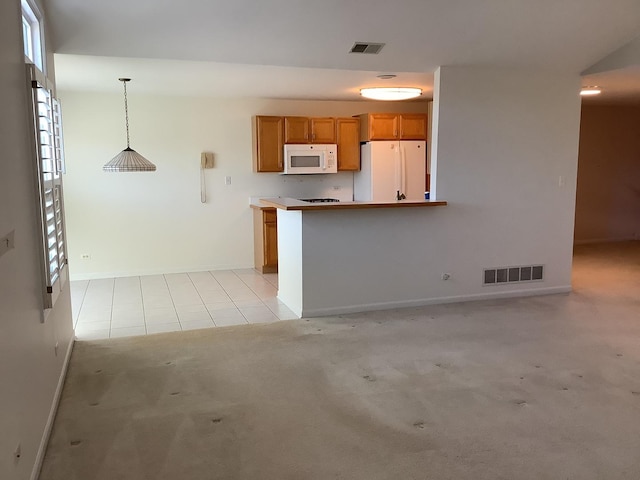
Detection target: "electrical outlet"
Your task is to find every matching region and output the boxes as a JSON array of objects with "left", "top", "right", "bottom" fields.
[
  {"left": 225, "top": 176, "right": 232, "bottom": 186},
  {"left": 81, "top": 254, "right": 90, "bottom": 260},
  {"left": 441, "top": 273, "right": 451, "bottom": 280},
  {"left": 332, "top": 186, "right": 342, "bottom": 191}
]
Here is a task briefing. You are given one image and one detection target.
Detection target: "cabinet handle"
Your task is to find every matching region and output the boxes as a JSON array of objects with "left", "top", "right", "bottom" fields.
[{"left": 312, "top": 133, "right": 315, "bottom": 140}]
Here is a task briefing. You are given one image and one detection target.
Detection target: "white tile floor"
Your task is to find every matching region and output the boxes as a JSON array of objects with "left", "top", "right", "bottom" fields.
[{"left": 70, "top": 269, "right": 297, "bottom": 340}]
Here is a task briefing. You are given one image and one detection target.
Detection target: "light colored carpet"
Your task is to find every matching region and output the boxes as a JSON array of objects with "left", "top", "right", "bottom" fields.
[{"left": 40, "top": 242, "right": 640, "bottom": 480}]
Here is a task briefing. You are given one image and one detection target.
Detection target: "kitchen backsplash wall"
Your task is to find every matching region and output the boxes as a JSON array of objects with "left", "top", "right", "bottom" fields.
[
  {"left": 250, "top": 171, "right": 355, "bottom": 203},
  {"left": 60, "top": 93, "right": 429, "bottom": 279}
]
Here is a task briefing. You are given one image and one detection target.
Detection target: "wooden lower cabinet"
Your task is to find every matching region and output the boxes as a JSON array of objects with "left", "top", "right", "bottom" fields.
[
  {"left": 253, "top": 207, "right": 278, "bottom": 273},
  {"left": 263, "top": 220, "right": 278, "bottom": 270}
]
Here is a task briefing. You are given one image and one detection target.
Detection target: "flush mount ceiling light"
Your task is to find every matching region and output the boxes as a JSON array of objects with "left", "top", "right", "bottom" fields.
[
  {"left": 103, "top": 78, "right": 156, "bottom": 172},
  {"left": 360, "top": 87, "right": 422, "bottom": 101},
  {"left": 580, "top": 86, "right": 602, "bottom": 96}
]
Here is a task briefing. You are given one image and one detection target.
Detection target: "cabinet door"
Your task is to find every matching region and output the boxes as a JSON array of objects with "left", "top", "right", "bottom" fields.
[
  {"left": 336, "top": 118, "right": 360, "bottom": 171},
  {"left": 253, "top": 208, "right": 278, "bottom": 273},
  {"left": 255, "top": 116, "right": 284, "bottom": 172},
  {"left": 284, "top": 116, "right": 310, "bottom": 143},
  {"left": 369, "top": 113, "right": 399, "bottom": 140},
  {"left": 400, "top": 114, "right": 427, "bottom": 140},
  {"left": 264, "top": 220, "right": 278, "bottom": 270},
  {"left": 310, "top": 117, "right": 336, "bottom": 143}
]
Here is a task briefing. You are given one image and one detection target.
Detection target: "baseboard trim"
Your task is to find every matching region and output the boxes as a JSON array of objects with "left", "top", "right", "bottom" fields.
[
  {"left": 30, "top": 337, "right": 75, "bottom": 480},
  {"left": 301, "top": 286, "right": 572, "bottom": 317},
  {"left": 69, "top": 264, "right": 256, "bottom": 281},
  {"left": 574, "top": 237, "right": 638, "bottom": 246}
]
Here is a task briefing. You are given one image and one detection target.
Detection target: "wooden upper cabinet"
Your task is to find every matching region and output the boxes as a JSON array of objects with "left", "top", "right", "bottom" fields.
[
  {"left": 310, "top": 117, "right": 336, "bottom": 143},
  {"left": 284, "top": 116, "right": 310, "bottom": 143},
  {"left": 336, "top": 117, "right": 360, "bottom": 171},
  {"left": 255, "top": 115, "right": 357, "bottom": 173},
  {"left": 254, "top": 116, "right": 284, "bottom": 172},
  {"left": 399, "top": 114, "right": 428, "bottom": 140},
  {"left": 359, "top": 113, "right": 428, "bottom": 141},
  {"left": 284, "top": 116, "right": 336, "bottom": 143},
  {"left": 366, "top": 113, "right": 399, "bottom": 140}
]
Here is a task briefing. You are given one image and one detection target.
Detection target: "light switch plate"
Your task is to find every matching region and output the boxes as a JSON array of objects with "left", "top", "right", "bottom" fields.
[{"left": 0, "top": 230, "right": 15, "bottom": 259}]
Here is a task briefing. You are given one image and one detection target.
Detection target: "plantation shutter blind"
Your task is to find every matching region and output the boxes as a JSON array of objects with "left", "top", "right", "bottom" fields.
[{"left": 29, "top": 65, "right": 68, "bottom": 308}]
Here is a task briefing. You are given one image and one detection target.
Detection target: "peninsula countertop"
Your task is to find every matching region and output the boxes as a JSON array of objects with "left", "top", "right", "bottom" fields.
[{"left": 259, "top": 197, "right": 448, "bottom": 211}]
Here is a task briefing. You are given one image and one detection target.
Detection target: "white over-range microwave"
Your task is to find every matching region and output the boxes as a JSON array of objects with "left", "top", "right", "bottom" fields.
[{"left": 283, "top": 144, "right": 337, "bottom": 174}]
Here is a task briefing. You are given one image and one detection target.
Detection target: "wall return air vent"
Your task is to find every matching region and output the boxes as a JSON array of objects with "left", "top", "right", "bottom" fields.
[
  {"left": 483, "top": 265, "right": 544, "bottom": 286},
  {"left": 350, "top": 42, "right": 385, "bottom": 54}
]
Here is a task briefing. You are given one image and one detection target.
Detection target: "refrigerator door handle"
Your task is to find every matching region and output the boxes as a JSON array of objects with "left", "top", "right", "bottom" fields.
[
  {"left": 400, "top": 145, "right": 407, "bottom": 197},
  {"left": 394, "top": 144, "right": 401, "bottom": 197}
]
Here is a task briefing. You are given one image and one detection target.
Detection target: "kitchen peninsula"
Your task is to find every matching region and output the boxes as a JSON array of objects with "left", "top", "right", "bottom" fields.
[{"left": 260, "top": 197, "right": 447, "bottom": 317}]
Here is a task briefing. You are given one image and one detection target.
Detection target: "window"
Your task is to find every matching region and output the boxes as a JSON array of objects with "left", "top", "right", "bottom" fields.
[
  {"left": 29, "top": 66, "right": 67, "bottom": 308},
  {"left": 21, "top": 0, "right": 44, "bottom": 72}
]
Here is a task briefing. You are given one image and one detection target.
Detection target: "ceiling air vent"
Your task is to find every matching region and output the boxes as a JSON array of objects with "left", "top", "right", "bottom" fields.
[{"left": 350, "top": 42, "right": 385, "bottom": 54}]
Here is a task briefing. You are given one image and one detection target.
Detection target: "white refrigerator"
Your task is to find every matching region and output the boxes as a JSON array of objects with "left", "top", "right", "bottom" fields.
[{"left": 354, "top": 141, "right": 427, "bottom": 202}]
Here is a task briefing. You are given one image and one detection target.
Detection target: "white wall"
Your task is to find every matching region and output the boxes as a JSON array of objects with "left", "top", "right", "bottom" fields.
[
  {"left": 272, "top": 66, "right": 581, "bottom": 316},
  {"left": 59, "top": 93, "right": 429, "bottom": 279},
  {"left": 0, "top": 1, "right": 74, "bottom": 479},
  {"left": 430, "top": 66, "right": 580, "bottom": 292},
  {"left": 574, "top": 105, "right": 640, "bottom": 244}
]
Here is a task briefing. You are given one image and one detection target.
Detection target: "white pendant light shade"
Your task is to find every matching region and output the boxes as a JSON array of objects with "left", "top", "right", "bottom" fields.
[
  {"left": 360, "top": 87, "right": 422, "bottom": 101},
  {"left": 103, "top": 148, "right": 156, "bottom": 172},
  {"left": 104, "top": 78, "right": 156, "bottom": 172}
]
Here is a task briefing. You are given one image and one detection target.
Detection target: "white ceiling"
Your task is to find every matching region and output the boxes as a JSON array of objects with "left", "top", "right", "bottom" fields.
[{"left": 46, "top": 0, "right": 640, "bottom": 103}]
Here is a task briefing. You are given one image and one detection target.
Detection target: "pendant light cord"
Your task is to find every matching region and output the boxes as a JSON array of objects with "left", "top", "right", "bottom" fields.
[
  {"left": 120, "top": 78, "right": 131, "bottom": 149},
  {"left": 104, "top": 77, "right": 157, "bottom": 172}
]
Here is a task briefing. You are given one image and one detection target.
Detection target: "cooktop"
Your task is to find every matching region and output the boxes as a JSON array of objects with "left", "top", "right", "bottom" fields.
[{"left": 299, "top": 198, "right": 340, "bottom": 203}]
